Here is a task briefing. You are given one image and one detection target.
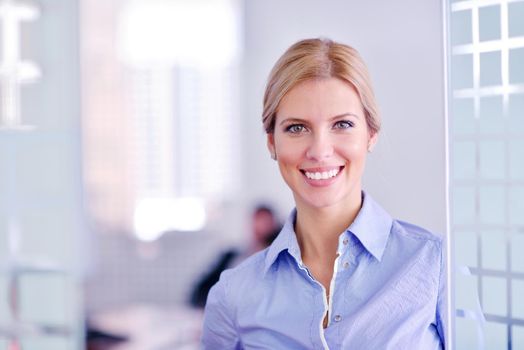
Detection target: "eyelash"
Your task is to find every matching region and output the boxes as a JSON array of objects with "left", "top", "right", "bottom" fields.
[
  {"left": 333, "top": 120, "right": 354, "bottom": 129},
  {"left": 284, "top": 120, "right": 354, "bottom": 134},
  {"left": 285, "top": 124, "right": 306, "bottom": 134}
]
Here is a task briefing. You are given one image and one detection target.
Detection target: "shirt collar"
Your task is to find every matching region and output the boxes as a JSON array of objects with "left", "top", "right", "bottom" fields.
[
  {"left": 264, "top": 208, "right": 300, "bottom": 274},
  {"left": 346, "top": 191, "right": 392, "bottom": 262},
  {"left": 263, "top": 191, "right": 393, "bottom": 274}
]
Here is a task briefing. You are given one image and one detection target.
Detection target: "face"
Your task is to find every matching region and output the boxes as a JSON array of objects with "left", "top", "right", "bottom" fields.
[{"left": 267, "top": 78, "right": 377, "bottom": 211}]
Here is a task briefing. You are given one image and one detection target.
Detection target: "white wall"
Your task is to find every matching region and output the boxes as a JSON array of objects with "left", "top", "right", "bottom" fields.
[{"left": 242, "top": 0, "right": 447, "bottom": 234}]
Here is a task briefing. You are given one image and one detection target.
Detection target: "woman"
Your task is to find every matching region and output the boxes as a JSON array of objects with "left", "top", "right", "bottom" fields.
[{"left": 202, "top": 38, "right": 446, "bottom": 349}]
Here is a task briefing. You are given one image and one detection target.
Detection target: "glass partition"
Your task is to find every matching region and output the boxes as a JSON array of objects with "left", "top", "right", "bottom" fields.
[
  {"left": 448, "top": 0, "right": 524, "bottom": 348},
  {"left": 0, "top": 0, "right": 85, "bottom": 348}
]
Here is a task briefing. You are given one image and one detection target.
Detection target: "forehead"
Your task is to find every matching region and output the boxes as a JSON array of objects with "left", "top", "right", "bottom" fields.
[{"left": 277, "top": 78, "right": 363, "bottom": 119}]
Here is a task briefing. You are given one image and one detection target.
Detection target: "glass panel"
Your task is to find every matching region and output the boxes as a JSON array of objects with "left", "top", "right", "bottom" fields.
[
  {"left": 508, "top": 94, "right": 524, "bottom": 133},
  {"left": 0, "top": 276, "right": 8, "bottom": 324},
  {"left": 455, "top": 231, "right": 478, "bottom": 267},
  {"left": 18, "top": 210, "right": 78, "bottom": 266},
  {"left": 0, "top": 215, "right": 6, "bottom": 259},
  {"left": 481, "top": 230, "right": 506, "bottom": 270},
  {"left": 453, "top": 141, "right": 476, "bottom": 180},
  {"left": 479, "top": 95, "right": 504, "bottom": 135},
  {"left": 508, "top": 1, "right": 524, "bottom": 38},
  {"left": 453, "top": 185, "right": 476, "bottom": 225},
  {"left": 15, "top": 136, "right": 77, "bottom": 205},
  {"left": 451, "top": 10, "right": 473, "bottom": 45},
  {"left": 456, "top": 317, "right": 481, "bottom": 349},
  {"left": 479, "top": 140, "right": 505, "bottom": 180},
  {"left": 509, "top": 186, "right": 524, "bottom": 226},
  {"left": 19, "top": 274, "right": 72, "bottom": 325},
  {"left": 480, "top": 51, "right": 502, "bottom": 86},
  {"left": 479, "top": 185, "right": 505, "bottom": 225},
  {"left": 484, "top": 322, "right": 507, "bottom": 349},
  {"left": 509, "top": 48, "right": 524, "bottom": 84},
  {"left": 513, "top": 326, "right": 524, "bottom": 349},
  {"left": 482, "top": 276, "right": 507, "bottom": 316},
  {"left": 511, "top": 233, "right": 524, "bottom": 273},
  {"left": 513, "top": 279, "right": 524, "bottom": 319},
  {"left": 456, "top": 273, "right": 479, "bottom": 311},
  {"left": 22, "top": 337, "right": 73, "bottom": 350},
  {"left": 452, "top": 98, "right": 476, "bottom": 135},
  {"left": 452, "top": 54, "right": 474, "bottom": 89},
  {"left": 0, "top": 0, "right": 85, "bottom": 348},
  {"left": 509, "top": 139, "right": 524, "bottom": 180},
  {"left": 0, "top": 152, "right": 9, "bottom": 261},
  {"left": 449, "top": 1, "right": 524, "bottom": 347},
  {"left": 479, "top": 5, "right": 501, "bottom": 41}
]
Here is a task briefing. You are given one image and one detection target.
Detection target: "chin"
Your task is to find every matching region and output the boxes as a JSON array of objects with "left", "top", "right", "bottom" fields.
[
  {"left": 296, "top": 192, "right": 345, "bottom": 210},
  {"left": 293, "top": 182, "right": 362, "bottom": 210}
]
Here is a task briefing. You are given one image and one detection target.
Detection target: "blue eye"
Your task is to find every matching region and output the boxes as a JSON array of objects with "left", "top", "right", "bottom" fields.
[
  {"left": 334, "top": 120, "right": 354, "bottom": 129},
  {"left": 285, "top": 124, "right": 306, "bottom": 134}
]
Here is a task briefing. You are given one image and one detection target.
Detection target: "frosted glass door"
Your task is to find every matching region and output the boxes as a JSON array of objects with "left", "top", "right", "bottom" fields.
[
  {"left": 448, "top": 0, "right": 524, "bottom": 348},
  {"left": 0, "top": 0, "right": 85, "bottom": 349}
]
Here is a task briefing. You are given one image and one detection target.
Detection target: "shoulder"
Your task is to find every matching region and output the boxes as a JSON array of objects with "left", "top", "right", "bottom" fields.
[
  {"left": 385, "top": 219, "right": 444, "bottom": 270},
  {"left": 392, "top": 219, "right": 444, "bottom": 246},
  {"left": 206, "top": 248, "right": 273, "bottom": 316}
]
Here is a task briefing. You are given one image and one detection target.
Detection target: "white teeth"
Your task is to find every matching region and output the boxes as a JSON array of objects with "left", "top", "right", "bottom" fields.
[{"left": 304, "top": 168, "right": 340, "bottom": 180}]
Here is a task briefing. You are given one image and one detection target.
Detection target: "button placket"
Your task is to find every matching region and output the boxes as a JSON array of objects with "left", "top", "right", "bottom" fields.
[{"left": 339, "top": 236, "right": 350, "bottom": 270}]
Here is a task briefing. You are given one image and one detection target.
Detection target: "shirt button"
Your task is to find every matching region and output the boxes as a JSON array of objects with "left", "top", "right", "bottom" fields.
[
  {"left": 334, "top": 315, "right": 342, "bottom": 322},
  {"left": 343, "top": 238, "right": 349, "bottom": 245},
  {"left": 343, "top": 262, "right": 349, "bottom": 269}
]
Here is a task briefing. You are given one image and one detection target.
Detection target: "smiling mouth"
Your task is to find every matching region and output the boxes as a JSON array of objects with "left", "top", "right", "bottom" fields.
[{"left": 300, "top": 166, "right": 344, "bottom": 180}]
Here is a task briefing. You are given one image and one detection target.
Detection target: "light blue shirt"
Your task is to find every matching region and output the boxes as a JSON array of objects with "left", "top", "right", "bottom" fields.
[{"left": 202, "top": 192, "right": 447, "bottom": 349}]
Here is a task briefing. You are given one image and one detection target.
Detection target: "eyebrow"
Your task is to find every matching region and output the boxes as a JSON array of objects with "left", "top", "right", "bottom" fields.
[{"left": 279, "top": 113, "right": 361, "bottom": 126}]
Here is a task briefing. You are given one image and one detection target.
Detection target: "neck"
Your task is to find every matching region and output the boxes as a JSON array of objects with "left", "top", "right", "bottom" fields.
[{"left": 295, "top": 191, "right": 362, "bottom": 261}]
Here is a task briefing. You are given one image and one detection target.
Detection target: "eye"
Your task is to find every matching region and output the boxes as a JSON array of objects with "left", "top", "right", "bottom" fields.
[
  {"left": 333, "top": 120, "right": 354, "bottom": 129},
  {"left": 285, "top": 124, "right": 306, "bottom": 134}
]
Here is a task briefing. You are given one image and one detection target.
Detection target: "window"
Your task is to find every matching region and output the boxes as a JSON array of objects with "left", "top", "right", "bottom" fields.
[{"left": 81, "top": 0, "right": 242, "bottom": 240}]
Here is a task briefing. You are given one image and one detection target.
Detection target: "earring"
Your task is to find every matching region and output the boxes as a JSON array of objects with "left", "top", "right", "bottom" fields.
[{"left": 271, "top": 153, "right": 277, "bottom": 160}]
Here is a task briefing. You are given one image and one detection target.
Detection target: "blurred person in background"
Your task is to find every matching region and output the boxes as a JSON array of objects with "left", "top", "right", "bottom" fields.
[
  {"left": 202, "top": 38, "right": 446, "bottom": 349},
  {"left": 189, "top": 204, "right": 281, "bottom": 308}
]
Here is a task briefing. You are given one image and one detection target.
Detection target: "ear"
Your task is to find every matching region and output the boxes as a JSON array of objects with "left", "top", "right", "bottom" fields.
[
  {"left": 267, "top": 133, "right": 276, "bottom": 158},
  {"left": 368, "top": 132, "right": 378, "bottom": 152}
]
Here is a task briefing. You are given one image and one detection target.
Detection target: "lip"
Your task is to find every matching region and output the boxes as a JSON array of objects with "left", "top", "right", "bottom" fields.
[{"left": 300, "top": 165, "right": 344, "bottom": 187}]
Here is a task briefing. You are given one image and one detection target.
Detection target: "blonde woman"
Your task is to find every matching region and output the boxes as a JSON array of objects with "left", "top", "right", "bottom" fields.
[{"left": 202, "top": 38, "right": 446, "bottom": 349}]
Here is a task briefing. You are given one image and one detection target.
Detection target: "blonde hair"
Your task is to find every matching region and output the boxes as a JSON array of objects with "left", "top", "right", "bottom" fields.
[{"left": 262, "top": 38, "right": 380, "bottom": 135}]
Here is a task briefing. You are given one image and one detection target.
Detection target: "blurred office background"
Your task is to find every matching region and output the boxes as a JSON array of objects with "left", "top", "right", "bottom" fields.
[{"left": 0, "top": 0, "right": 522, "bottom": 349}]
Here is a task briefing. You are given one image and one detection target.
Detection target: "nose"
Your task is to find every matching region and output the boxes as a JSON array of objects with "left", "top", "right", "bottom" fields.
[{"left": 305, "top": 132, "right": 334, "bottom": 161}]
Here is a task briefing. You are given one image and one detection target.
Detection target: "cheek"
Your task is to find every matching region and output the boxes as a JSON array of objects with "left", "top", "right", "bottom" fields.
[
  {"left": 277, "top": 154, "right": 299, "bottom": 180},
  {"left": 275, "top": 147, "right": 304, "bottom": 186},
  {"left": 275, "top": 138, "right": 304, "bottom": 165},
  {"left": 341, "top": 140, "right": 368, "bottom": 160}
]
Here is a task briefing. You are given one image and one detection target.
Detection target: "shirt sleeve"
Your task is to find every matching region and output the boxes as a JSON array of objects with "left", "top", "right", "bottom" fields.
[
  {"left": 201, "top": 271, "right": 241, "bottom": 349},
  {"left": 436, "top": 238, "right": 448, "bottom": 349}
]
